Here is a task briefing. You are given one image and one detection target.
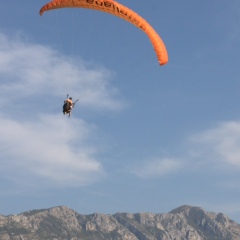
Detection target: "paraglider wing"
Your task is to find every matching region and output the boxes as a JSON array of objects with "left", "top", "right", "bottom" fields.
[{"left": 40, "top": 0, "right": 168, "bottom": 65}]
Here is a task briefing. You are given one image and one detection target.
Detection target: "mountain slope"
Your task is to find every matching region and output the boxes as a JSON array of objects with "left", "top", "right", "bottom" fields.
[{"left": 0, "top": 205, "right": 239, "bottom": 240}]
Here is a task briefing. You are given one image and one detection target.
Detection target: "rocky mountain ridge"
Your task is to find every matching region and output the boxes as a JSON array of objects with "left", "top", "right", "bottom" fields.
[{"left": 0, "top": 205, "right": 239, "bottom": 240}]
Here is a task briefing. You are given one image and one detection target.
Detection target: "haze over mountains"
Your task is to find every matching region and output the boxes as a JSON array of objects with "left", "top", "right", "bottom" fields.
[{"left": 0, "top": 205, "right": 239, "bottom": 240}]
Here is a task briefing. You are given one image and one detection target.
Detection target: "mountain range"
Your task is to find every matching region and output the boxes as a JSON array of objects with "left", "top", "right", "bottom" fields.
[{"left": 0, "top": 205, "right": 239, "bottom": 240}]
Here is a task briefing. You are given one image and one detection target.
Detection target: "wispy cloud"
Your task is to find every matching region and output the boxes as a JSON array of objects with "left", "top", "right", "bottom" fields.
[
  {"left": 132, "top": 121, "right": 240, "bottom": 179},
  {"left": 0, "top": 32, "right": 124, "bottom": 111},
  {"left": 188, "top": 121, "right": 240, "bottom": 169},
  {"left": 0, "top": 115, "right": 104, "bottom": 189},
  {"left": 0, "top": 31, "right": 124, "bottom": 191},
  {"left": 130, "top": 158, "right": 184, "bottom": 178}
]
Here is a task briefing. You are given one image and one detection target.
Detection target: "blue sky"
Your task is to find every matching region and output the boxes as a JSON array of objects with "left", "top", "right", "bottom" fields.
[{"left": 0, "top": 0, "right": 240, "bottom": 223}]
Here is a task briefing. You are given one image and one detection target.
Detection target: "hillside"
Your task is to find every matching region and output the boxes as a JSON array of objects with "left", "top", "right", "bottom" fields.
[{"left": 0, "top": 205, "right": 239, "bottom": 240}]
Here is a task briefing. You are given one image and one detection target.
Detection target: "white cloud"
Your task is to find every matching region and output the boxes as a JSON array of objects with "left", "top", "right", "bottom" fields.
[
  {"left": 131, "top": 158, "right": 184, "bottom": 178},
  {"left": 0, "top": 115, "right": 105, "bottom": 189},
  {"left": 0, "top": 31, "right": 125, "bottom": 190},
  {"left": 132, "top": 121, "right": 240, "bottom": 179},
  {"left": 188, "top": 121, "right": 240, "bottom": 169},
  {"left": 0, "top": 32, "right": 124, "bottom": 110}
]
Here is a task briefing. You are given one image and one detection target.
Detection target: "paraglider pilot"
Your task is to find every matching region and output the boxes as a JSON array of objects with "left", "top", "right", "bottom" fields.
[{"left": 63, "top": 97, "right": 74, "bottom": 117}]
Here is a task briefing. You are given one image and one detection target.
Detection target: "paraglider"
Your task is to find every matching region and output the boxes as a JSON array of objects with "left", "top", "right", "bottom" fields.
[
  {"left": 63, "top": 96, "right": 78, "bottom": 117},
  {"left": 40, "top": 0, "right": 168, "bottom": 65}
]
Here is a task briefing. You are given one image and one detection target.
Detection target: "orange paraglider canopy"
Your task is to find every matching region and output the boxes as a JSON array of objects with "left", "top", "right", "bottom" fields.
[{"left": 40, "top": 0, "right": 168, "bottom": 66}]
